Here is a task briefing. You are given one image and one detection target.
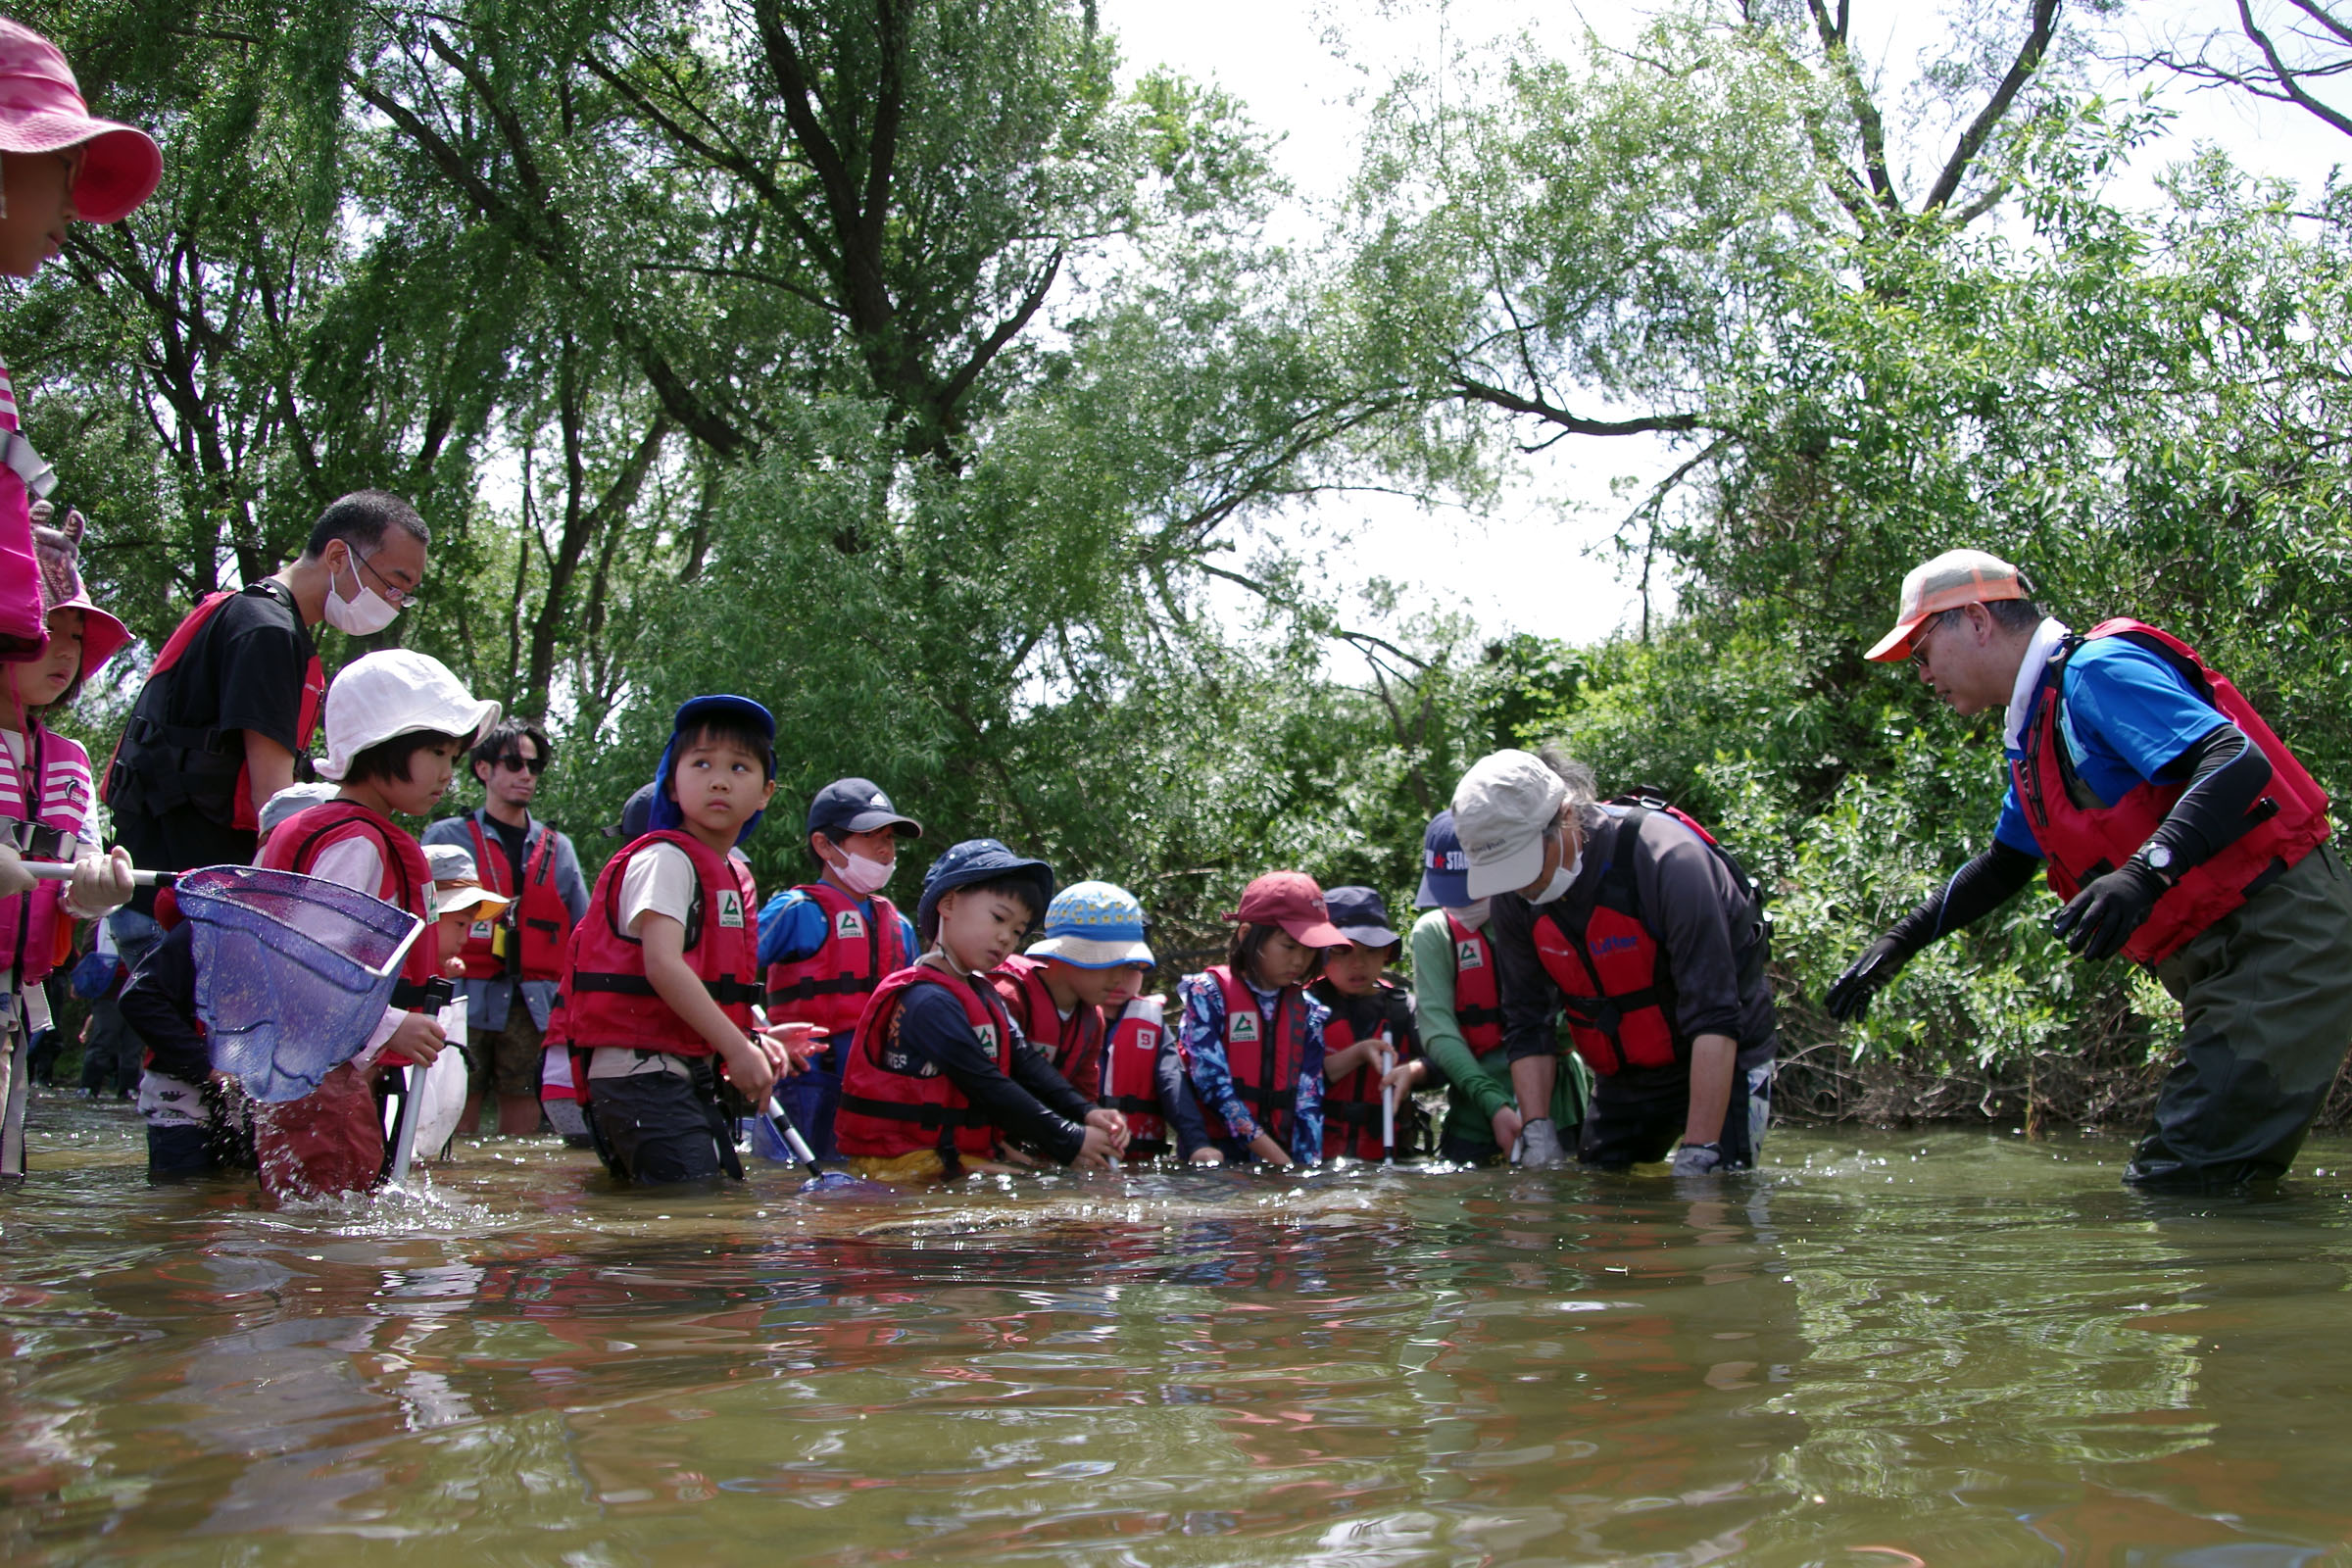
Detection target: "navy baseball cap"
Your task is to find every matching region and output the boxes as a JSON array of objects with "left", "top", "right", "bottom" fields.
[
  {"left": 1415, "top": 809, "right": 1472, "bottom": 907},
  {"left": 916, "top": 838, "right": 1054, "bottom": 946},
  {"left": 651, "top": 695, "right": 775, "bottom": 844},
  {"left": 808, "top": 777, "right": 922, "bottom": 839},
  {"left": 1324, "top": 885, "right": 1400, "bottom": 950}
]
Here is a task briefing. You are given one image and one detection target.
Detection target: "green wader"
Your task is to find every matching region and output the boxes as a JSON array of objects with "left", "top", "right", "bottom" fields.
[{"left": 2135, "top": 841, "right": 2352, "bottom": 1187}]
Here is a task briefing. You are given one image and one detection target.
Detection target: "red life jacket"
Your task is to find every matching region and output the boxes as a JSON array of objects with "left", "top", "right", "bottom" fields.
[
  {"left": 1316, "top": 978, "right": 1414, "bottom": 1161},
  {"left": 1196, "top": 965, "right": 1308, "bottom": 1148},
  {"left": 1446, "top": 914, "right": 1504, "bottom": 1057},
  {"left": 762, "top": 880, "right": 911, "bottom": 1042},
  {"left": 0, "top": 721, "right": 93, "bottom": 985},
  {"left": 989, "top": 954, "right": 1105, "bottom": 1100},
  {"left": 257, "top": 800, "right": 440, "bottom": 1003},
  {"left": 456, "top": 813, "right": 573, "bottom": 983},
  {"left": 2011, "top": 619, "right": 2333, "bottom": 965},
  {"left": 835, "top": 964, "right": 1016, "bottom": 1159},
  {"left": 1100, "top": 996, "right": 1168, "bottom": 1148},
  {"left": 1531, "top": 805, "right": 1737, "bottom": 1079},
  {"left": 561, "top": 831, "right": 761, "bottom": 1055},
  {"left": 102, "top": 584, "right": 325, "bottom": 834}
]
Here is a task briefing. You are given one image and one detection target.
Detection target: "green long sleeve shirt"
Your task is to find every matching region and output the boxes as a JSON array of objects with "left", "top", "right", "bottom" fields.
[{"left": 1408, "top": 908, "right": 1583, "bottom": 1156}]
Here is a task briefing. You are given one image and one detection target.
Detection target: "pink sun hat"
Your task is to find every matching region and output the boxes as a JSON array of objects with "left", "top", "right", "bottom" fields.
[{"left": 0, "top": 20, "right": 162, "bottom": 225}]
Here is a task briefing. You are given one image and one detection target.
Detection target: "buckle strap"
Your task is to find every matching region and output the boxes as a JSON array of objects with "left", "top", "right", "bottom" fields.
[
  {"left": 839, "top": 1092, "right": 988, "bottom": 1129},
  {"left": 765, "top": 973, "right": 874, "bottom": 999},
  {"left": 1, "top": 818, "right": 75, "bottom": 860}
]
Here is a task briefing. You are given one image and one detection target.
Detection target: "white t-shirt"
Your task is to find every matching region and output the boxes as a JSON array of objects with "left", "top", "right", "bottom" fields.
[{"left": 592, "top": 842, "right": 703, "bottom": 1079}]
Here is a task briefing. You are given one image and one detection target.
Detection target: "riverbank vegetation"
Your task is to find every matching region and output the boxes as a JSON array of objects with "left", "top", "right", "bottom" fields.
[{"left": 14, "top": 0, "right": 2352, "bottom": 1127}]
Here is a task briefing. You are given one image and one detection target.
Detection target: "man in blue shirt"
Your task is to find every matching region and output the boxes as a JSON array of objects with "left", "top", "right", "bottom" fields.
[{"left": 1827, "top": 550, "right": 2352, "bottom": 1189}]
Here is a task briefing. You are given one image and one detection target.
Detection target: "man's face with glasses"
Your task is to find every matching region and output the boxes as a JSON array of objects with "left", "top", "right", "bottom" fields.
[{"left": 477, "top": 733, "right": 545, "bottom": 808}]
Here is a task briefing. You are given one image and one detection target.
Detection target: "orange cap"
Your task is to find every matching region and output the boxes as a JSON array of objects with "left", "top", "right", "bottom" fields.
[{"left": 1865, "top": 549, "right": 2028, "bottom": 662}]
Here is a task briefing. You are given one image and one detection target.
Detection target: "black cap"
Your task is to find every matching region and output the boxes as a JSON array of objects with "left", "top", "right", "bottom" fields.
[{"left": 808, "top": 777, "right": 922, "bottom": 839}]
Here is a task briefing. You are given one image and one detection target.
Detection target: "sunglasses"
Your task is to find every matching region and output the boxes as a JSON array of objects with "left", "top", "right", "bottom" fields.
[{"left": 494, "top": 754, "right": 547, "bottom": 774}]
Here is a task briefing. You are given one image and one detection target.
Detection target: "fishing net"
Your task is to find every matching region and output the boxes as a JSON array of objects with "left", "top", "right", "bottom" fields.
[{"left": 182, "top": 865, "right": 425, "bottom": 1103}]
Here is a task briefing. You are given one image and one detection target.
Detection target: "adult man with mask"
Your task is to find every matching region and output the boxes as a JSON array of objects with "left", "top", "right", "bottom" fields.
[
  {"left": 756, "top": 777, "right": 923, "bottom": 1160},
  {"left": 101, "top": 489, "right": 429, "bottom": 967},
  {"left": 1453, "top": 748, "right": 1778, "bottom": 1173},
  {"left": 1825, "top": 549, "right": 2352, "bottom": 1189},
  {"left": 423, "top": 716, "right": 590, "bottom": 1137}
]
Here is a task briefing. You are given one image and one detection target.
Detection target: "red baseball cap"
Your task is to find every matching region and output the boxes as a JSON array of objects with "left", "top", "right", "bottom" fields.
[
  {"left": 0, "top": 21, "right": 163, "bottom": 225},
  {"left": 1866, "top": 549, "right": 2028, "bottom": 662},
  {"left": 1224, "top": 871, "right": 1348, "bottom": 949}
]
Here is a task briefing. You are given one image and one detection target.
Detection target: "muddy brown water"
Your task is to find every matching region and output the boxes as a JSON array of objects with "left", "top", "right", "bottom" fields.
[{"left": 5, "top": 1092, "right": 2351, "bottom": 1565}]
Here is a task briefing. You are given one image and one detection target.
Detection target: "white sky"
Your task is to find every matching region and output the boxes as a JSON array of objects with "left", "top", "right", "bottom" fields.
[{"left": 1098, "top": 0, "right": 2351, "bottom": 649}]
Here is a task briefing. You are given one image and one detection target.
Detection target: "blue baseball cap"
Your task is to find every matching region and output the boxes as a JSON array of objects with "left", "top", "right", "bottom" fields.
[
  {"left": 1323, "top": 885, "right": 1399, "bottom": 950},
  {"left": 651, "top": 695, "right": 775, "bottom": 845},
  {"left": 808, "top": 777, "right": 922, "bottom": 839},
  {"left": 1415, "top": 809, "right": 1472, "bottom": 908},
  {"left": 1026, "top": 880, "right": 1153, "bottom": 969},
  {"left": 916, "top": 838, "right": 1054, "bottom": 946}
]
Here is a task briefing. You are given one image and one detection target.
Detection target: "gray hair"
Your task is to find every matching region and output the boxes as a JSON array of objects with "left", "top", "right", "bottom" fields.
[{"left": 1535, "top": 745, "right": 1607, "bottom": 831}]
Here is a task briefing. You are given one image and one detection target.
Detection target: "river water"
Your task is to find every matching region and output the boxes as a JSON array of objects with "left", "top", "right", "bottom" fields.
[{"left": 5, "top": 1094, "right": 2350, "bottom": 1565}]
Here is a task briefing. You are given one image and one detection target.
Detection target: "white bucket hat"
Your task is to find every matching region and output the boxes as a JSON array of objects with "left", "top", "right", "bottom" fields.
[
  {"left": 1452, "top": 749, "right": 1570, "bottom": 899},
  {"left": 316, "top": 649, "right": 499, "bottom": 782}
]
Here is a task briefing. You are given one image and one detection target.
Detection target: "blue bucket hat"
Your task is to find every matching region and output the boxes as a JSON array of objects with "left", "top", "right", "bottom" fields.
[
  {"left": 1026, "top": 880, "right": 1153, "bottom": 969},
  {"left": 916, "top": 838, "right": 1054, "bottom": 947},
  {"left": 650, "top": 695, "right": 775, "bottom": 846},
  {"left": 1415, "top": 809, "right": 1473, "bottom": 908},
  {"left": 1323, "top": 885, "right": 1400, "bottom": 950}
]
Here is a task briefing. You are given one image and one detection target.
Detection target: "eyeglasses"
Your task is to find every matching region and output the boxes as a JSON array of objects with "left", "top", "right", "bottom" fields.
[
  {"left": 351, "top": 547, "right": 421, "bottom": 609},
  {"left": 1909, "top": 609, "right": 1960, "bottom": 670},
  {"left": 494, "top": 753, "right": 547, "bottom": 774}
]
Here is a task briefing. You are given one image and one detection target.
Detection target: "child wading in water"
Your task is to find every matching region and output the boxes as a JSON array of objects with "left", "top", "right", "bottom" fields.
[
  {"left": 836, "top": 840, "right": 1128, "bottom": 1181},
  {"left": 252, "top": 652, "right": 494, "bottom": 1198},
  {"left": 560, "top": 696, "right": 814, "bottom": 1186},
  {"left": 0, "top": 512, "right": 136, "bottom": 1181},
  {"left": 1309, "top": 885, "right": 1426, "bottom": 1161},
  {"left": 1172, "top": 872, "right": 1342, "bottom": 1167},
  {"left": 1408, "top": 809, "right": 1585, "bottom": 1164}
]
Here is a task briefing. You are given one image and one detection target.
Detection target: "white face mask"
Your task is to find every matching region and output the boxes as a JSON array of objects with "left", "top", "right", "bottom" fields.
[
  {"left": 827, "top": 843, "right": 894, "bottom": 896},
  {"left": 1447, "top": 898, "right": 1494, "bottom": 930},
  {"left": 324, "top": 548, "right": 401, "bottom": 636},
  {"left": 1527, "top": 840, "right": 1584, "bottom": 906}
]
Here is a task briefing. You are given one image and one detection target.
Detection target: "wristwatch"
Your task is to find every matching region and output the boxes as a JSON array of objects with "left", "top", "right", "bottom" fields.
[{"left": 2135, "top": 844, "right": 2178, "bottom": 887}]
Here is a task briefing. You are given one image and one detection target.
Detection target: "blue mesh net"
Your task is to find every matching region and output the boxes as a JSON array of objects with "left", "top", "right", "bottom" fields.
[{"left": 182, "top": 865, "right": 426, "bottom": 1103}]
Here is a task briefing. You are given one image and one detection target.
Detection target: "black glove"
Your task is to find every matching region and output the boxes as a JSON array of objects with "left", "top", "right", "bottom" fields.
[
  {"left": 1824, "top": 934, "right": 1911, "bottom": 1022},
  {"left": 2050, "top": 859, "right": 2166, "bottom": 961}
]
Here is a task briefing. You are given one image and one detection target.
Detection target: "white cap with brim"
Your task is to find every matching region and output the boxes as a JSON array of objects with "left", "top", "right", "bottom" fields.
[
  {"left": 316, "top": 649, "right": 500, "bottom": 783},
  {"left": 1452, "top": 749, "right": 1568, "bottom": 900}
]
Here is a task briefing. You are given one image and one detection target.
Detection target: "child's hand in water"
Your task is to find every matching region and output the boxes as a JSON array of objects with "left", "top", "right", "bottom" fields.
[
  {"left": 1070, "top": 1121, "right": 1123, "bottom": 1169},
  {"left": 1083, "top": 1106, "right": 1129, "bottom": 1153}
]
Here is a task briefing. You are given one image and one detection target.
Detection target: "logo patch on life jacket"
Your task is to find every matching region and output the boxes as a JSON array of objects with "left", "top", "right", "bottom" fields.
[
  {"left": 717, "top": 890, "right": 745, "bottom": 928},
  {"left": 1131, "top": 1026, "right": 1159, "bottom": 1052},
  {"left": 469, "top": 920, "right": 494, "bottom": 941},
  {"left": 835, "top": 908, "right": 866, "bottom": 940},
  {"left": 973, "top": 1022, "right": 999, "bottom": 1053},
  {"left": 1591, "top": 933, "right": 1640, "bottom": 956},
  {"left": 1229, "top": 1010, "right": 1260, "bottom": 1044},
  {"left": 1455, "top": 940, "right": 1484, "bottom": 970}
]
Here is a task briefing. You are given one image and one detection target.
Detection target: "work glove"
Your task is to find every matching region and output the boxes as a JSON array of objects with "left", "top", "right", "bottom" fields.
[
  {"left": 1513, "top": 1116, "right": 1567, "bottom": 1169},
  {"left": 1824, "top": 934, "right": 1912, "bottom": 1022},
  {"left": 1670, "top": 1141, "right": 1725, "bottom": 1176},
  {"left": 2050, "top": 859, "right": 2166, "bottom": 962}
]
